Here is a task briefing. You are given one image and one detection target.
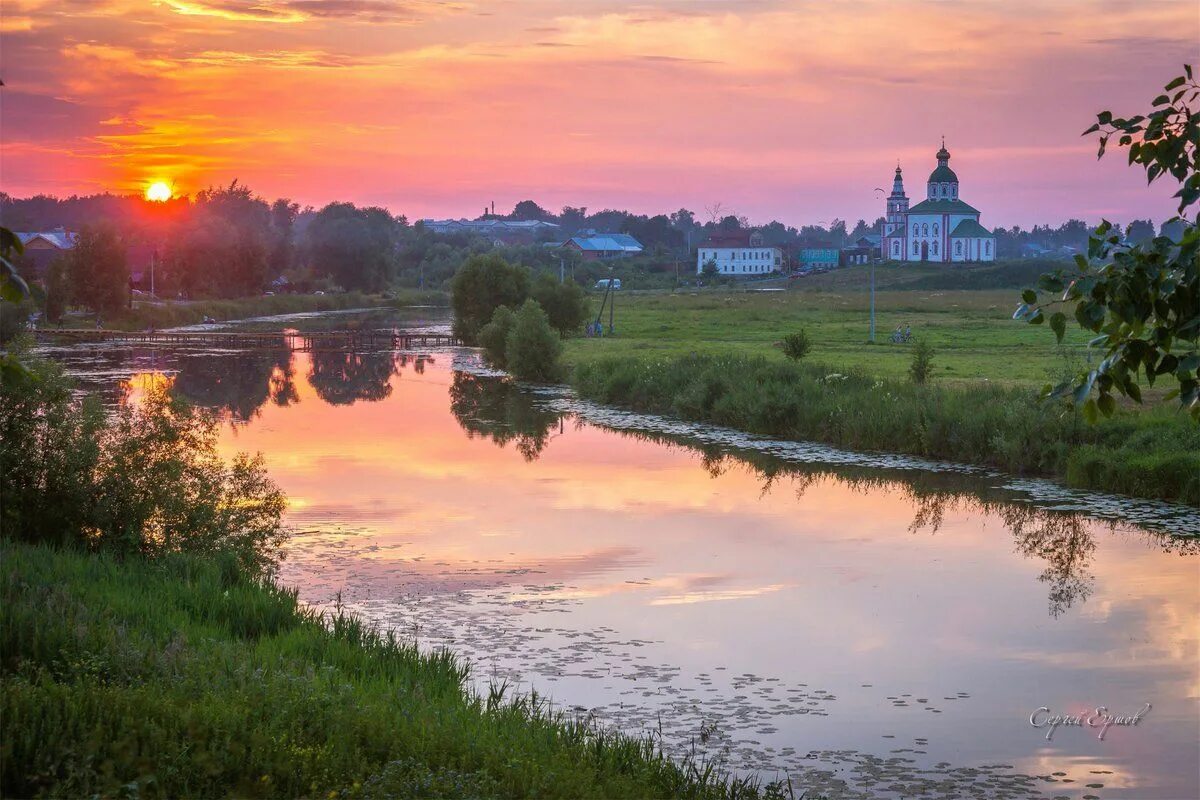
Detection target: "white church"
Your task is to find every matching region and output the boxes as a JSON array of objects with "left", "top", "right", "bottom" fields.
[{"left": 882, "top": 142, "right": 995, "bottom": 263}]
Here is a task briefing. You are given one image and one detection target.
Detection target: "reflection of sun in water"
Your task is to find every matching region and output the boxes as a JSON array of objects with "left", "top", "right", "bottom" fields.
[
  {"left": 145, "top": 181, "right": 172, "bottom": 202},
  {"left": 122, "top": 372, "right": 175, "bottom": 405}
]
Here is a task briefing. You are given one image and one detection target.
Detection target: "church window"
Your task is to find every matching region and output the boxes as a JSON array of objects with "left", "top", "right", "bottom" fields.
[
  {"left": 985, "top": 241, "right": 991, "bottom": 255},
  {"left": 893, "top": 241, "right": 899, "bottom": 255},
  {"left": 932, "top": 242, "right": 938, "bottom": 255},
  {"left": 933, "top": 223, "right": 939, "bottom": 235},
  {"left": 921, "top": 224, "right": 928, "bottom": 236},
  {"left": 955, "top": 241, "right": 962, "bottom": 255},
  {"left": 912, "top": 224, "right": 918, "bottom": 236}
]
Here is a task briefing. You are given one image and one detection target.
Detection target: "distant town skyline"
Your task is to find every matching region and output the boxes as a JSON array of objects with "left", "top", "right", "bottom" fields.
[{"left": 2, "top": 0, "right": 1195, "bottom": 229}]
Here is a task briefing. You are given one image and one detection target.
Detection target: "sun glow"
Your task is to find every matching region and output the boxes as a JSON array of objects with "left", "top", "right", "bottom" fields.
[{"left": 145, "top": 181, "right": 172, "bottom": 202}]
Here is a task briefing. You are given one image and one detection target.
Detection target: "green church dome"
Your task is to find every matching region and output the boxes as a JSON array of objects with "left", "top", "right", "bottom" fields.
[{"left": 928, "top": 164, "right": 958, "bottom": 183}]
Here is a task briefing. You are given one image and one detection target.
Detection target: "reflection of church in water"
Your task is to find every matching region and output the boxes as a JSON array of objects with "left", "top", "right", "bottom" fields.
[{"left": 882, "top": 141, "right": 996, "bottom": 263}]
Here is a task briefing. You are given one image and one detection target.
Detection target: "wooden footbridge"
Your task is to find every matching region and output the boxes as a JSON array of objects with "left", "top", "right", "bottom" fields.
[{"left": 34, "top": 328, "right": 462, "bottom": 351}]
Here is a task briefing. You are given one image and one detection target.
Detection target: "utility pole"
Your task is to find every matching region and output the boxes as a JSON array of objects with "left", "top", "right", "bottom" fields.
[
  {"left": 559, "top": 255, "right": 564, "bottom": 284},
  {"left": 869, "top": 260, "right": 876, "bottom": 342},
  {"left": 150, "top": 249, "right": 156, "bottom": 299},
  {"left": 608, "top": 269, "right": 615, "bottom": 334}
]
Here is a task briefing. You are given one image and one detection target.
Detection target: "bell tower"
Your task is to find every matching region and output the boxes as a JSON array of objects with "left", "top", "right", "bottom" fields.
[{"left": 886, "top": 164, "right": 908, "bottom": 235}]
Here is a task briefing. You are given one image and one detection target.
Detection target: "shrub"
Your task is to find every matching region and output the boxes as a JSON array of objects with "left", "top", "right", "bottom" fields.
[
  {"left": 450, "top": 254, "right": 529, "bottom": 344},
  {"left": 0, "top": 300, "right": 33, "bottom": 344},
  {"left": 910, "top": 340, "right": 935, "bottom": 384},
  {"left": 64, "top": 224, "right": 128, "bottom": 318},
  {"left": 780, "top": 330, "right": 812, "bottom": 361},
  {"left": 0, "top": 352, "right": 288, "bottom": 575},
  {"left": 505, "top": 299, "right": 564, "bottom": 382},
  {"left": 477, "top": 305, "right": 515, "bottom": 368},
  {"left": 530, "top": 273, "right": 589, "bottom": 336}
]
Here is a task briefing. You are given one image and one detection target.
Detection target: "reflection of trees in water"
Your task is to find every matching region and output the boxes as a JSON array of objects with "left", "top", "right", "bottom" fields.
[
  {"left": 307, "top": 349, "right": 400, "bottom": 405},
  {"left": 449, "top": 372, "right": 569, "bottom": 462},
  {"left": 605, "top": 426, "right": 1197, "bottom": 618},
  {"left": 268, "top": 359, "right": 299, "bottom": 408},
  {"left": 172, "top": 343, "right": 294, "bottom": 424},
  {"left": 168, "top": 346, "right": 434, "bottom": 414}
]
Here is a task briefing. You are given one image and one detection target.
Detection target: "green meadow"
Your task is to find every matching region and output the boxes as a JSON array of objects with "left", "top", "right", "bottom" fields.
[{"left": 565, "top": 263, "right": 1103, "bottom": 390}]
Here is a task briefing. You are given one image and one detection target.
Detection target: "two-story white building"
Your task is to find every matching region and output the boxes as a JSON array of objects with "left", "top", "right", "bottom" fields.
[{"left": 696, "top": 231, "right": 783, "bottom": 276}]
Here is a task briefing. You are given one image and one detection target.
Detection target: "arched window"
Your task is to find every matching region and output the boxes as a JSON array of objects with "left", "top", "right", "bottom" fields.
[
  {"left": 955, "top": 241, "right": 962, "bottom": 255},
  {"left": 912, "top": 224, "right": 918, "bottom": 236},
  {"left": 921, "top": 224, "right": 928, "bottom": 236},
  {"left": 985, "top": 241, "right": 991, "bottom": 255},
  {"left": 893, "top": 241, "right": 900, "bottom": 255},
  {"left": 933, "top": 223, "right": 939, "bottom": 235}
]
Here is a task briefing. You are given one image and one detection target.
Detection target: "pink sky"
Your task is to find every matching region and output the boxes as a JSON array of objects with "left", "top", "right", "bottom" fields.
[{"left": 1, "top": 0, "right": 1196, "bottom": 228}]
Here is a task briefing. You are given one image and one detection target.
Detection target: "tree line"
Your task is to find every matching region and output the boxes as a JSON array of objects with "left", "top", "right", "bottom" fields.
[{"left": 1, "top": 184, "right": 1185, "bottom": 323}]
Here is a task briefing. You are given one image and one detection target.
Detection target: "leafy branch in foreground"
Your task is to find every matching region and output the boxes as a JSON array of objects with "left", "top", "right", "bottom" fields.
[
  {"left": 1015, "top": 66, "right": 1200, "bottom": 421},
  {"left": 0, "top": 226, "right": 33, "bottom": 383}
]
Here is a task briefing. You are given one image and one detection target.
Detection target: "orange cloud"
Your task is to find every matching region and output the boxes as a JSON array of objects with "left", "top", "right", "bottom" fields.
[{"left": 1, "top": 0, "right": 1196, "bottom": 225}]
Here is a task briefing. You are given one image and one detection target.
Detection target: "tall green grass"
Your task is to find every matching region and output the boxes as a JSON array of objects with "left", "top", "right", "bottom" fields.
[
  {"left": 1, "top": 542, "right": 787, "bottom": 799},
  {"left": 572, "top": 354, "right": 1200, "bottom": 505}
]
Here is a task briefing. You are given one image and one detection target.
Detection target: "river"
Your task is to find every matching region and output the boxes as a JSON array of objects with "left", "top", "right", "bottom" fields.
[{"left": 45, "top": 310, "right": 1200, "bottom": 800}]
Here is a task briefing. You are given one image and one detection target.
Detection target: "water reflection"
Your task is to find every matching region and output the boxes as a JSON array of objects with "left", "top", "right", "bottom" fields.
[
  {"left": 449, "top": 372, "right": 570, "bottom": 461},
  {"left": 173, "top": 346, "right": 294, "bottom": 422},
  {"left": 67, "top": 344, "right": 436, "bottom": 421},
  {"left": 47, "top": 332, "right": 1199, "bottom": 798},
  {"left": 308, "top": 349, "right": 399, "bottom": 405},
  {"left": 573, "top": 424, "right": 1200, "bottom": 618},
  {"left": 75, "top": 339, "right": 1197, "bottom": 621}
]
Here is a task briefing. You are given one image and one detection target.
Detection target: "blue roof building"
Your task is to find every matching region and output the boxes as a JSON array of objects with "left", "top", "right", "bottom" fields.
[{"left": 562, "top": 233, "right": 644, "bottom": 260}]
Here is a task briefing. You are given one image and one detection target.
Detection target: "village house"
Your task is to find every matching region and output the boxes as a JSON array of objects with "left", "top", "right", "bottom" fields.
[
  {"left": 15, "top": 228, "right": 77, "bottom": 279},
  {"left": 797, "top": 242, "right": 839, "bottom": 270},
  {"left": 696, "top": 231, "right": 783, "bottom": 276},
  {"left": 841, "top": 234, "right": 882, "bottom": 265},
  {"left": 561, "top": 233, "right": 644, "bottom": 260}
]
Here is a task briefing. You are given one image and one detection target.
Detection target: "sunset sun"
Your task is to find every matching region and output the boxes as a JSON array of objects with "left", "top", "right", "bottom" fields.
[{"left": 145, "top": 181, "right": 172, "bottom": 202}]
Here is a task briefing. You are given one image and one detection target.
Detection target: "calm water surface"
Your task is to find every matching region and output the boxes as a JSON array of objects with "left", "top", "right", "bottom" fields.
[{"left": 48, "top": 312, "right": 1200, "bottom": 800}]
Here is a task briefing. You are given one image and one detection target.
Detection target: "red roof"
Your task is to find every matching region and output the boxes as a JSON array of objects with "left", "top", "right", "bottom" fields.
[{"left": 702, "top": 231, "right": 755, "bottom": 247}]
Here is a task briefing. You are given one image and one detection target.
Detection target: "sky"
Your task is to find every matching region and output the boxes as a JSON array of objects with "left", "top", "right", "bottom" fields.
[{"left": 1, "top": 0, "right": 1196, "bottom": 229}]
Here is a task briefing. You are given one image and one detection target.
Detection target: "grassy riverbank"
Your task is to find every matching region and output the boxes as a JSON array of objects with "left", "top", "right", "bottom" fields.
[
  {"left": 569, "top": 354, "right": 1199, "bottom": 506},
  {"left": 559, "top": 273, "right": 1199, "bottom": 504},
  {"left": 1, "top": 541, "right": 775, "bottom": 799},
  {"left": 54, "top": 289, "right": 448, "bottom": 331},
  {"left": 565, "top": 271, "right": 1105, "bottom": 390}
]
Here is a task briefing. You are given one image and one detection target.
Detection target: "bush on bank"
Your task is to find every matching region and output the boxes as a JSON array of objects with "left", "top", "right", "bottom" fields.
[
  {"left": 571, "top": 353, "right": 1200, "bottom": 505},
  {"left": 0, "top": 352, "right": 287, "bottom": 576}
]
